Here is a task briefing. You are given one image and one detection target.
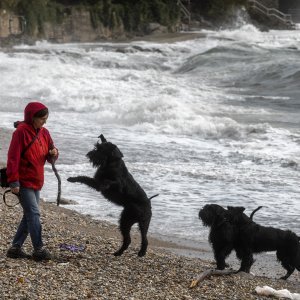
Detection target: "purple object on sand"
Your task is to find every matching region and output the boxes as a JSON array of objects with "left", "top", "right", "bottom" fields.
[{"left": 59, "top": 243, "right": 85, "bottom": 252}]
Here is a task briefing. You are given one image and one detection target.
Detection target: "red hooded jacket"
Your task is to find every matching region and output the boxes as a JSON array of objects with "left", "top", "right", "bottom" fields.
[{"left": 7, "top": 102, "right": 58, "bottom": 190}]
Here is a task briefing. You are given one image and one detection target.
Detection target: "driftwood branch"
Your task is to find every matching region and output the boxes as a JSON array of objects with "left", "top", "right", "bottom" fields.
[{"left": 190, "top": 269, "right": 236, "bottom": 288}]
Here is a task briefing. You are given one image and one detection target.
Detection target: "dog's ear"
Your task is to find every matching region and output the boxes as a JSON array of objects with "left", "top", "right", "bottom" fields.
[
  {"left": 227, "top": 206, "right": 246, "bottom": 224},
  {"left": 237, "top": 206, "right": 246, "bottom": 213},
  {"left": 111, "top": 146, "right": 123, "bottom": 159},
  {"left": 227, "top": 206, "right": 245, "bottom": 213},
  {"left": 98, "top": 134, "right": 107, "bottom": 143}
]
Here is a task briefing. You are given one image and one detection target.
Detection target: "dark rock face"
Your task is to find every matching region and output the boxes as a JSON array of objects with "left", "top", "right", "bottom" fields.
[
  {"left": 279, "top": 0, "right": 300, "bottom": 23},
  {"left": 0, "top": 8, "right": 128, "bottom": 45},
  {"left": 0, "top": 1, "right": 297, "bottom": 46}
]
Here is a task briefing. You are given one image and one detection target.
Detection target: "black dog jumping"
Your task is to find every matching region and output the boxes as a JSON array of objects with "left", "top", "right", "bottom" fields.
[
  {"left": 67, "top": 134, "right": 158, "bottom": 257},
  {"left": 227, "top": 206, "right": 300, "bottom": 280},
  {"left": 199, "top": 204, "right": 262, "bottom": 270}
]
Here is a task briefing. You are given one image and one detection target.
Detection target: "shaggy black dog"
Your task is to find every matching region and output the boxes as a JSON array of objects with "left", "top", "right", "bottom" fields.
[
  {"left": 227, "top": 206, "right": 300, "bottom": 280},
  {"left": 67, "top": 134, "right": 158, "bottom": 257},
  {"left": 199, "top": 204, "right": 262, "bottom": 270}
]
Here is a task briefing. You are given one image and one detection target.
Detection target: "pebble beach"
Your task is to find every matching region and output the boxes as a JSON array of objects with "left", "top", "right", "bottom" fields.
[
  {"left": 1, "top": 195, "right": 300, "bottom": 300},
  {"left": 0, "top": 123, "right": 300, "bottom": 300}
]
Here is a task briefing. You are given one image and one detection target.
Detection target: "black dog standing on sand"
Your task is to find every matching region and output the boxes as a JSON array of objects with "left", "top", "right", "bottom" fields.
[
  {"left": 67, "top": 134, "right": 158, "bottom": 257},
  {"left": 227, "top": 206, "right": 300, "bottom": 280},
  {"left": 199, "top": 204, "right": 262, "bottom": 270}
]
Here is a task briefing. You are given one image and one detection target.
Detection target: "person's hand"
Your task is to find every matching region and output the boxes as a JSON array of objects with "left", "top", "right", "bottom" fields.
[
  {"left": 49, "top": 148, "right": 58, "bottom": 156},
  {"left": 11, "top": 187, "right": 20, "bottom": 195}
]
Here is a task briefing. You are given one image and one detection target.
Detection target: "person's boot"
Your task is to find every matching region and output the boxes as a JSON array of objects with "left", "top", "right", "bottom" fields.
[
  {"left": 6, "top": 245, "right": 31, "bottom": 259},
  {"left": 32, "top": 247, "right": 52, "bottom": 261}
]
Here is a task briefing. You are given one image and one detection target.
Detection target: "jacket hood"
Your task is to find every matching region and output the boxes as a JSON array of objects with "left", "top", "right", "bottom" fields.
[{"left": 24, "top": 102, "right": 48, "bottom": 124}]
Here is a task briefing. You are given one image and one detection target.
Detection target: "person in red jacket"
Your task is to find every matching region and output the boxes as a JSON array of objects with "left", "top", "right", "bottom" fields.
[{"left": 6, "top": 101, "right": 58, "bottom": 261}]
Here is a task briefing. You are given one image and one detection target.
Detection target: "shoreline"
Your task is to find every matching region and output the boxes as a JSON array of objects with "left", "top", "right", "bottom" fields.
[
  {"left": 129, "top": 31, "right": 206, "bottom": 43},
  {"left": 40, "top": 198, "right": 300, "bottom": 282},
  {"left": 1, "top": 196, "right": 300, "bottom": 299},
  {"left": 0, "top": 31, "right": 207, "bottom": 49},
  {"left": 1, "top": 126, "right": 300, "bottom": 286}
]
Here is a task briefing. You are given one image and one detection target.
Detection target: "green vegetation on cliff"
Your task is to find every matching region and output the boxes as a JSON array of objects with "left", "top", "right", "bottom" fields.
[{"left": 88, "top": 0, "right": 180, "bottom": 32}]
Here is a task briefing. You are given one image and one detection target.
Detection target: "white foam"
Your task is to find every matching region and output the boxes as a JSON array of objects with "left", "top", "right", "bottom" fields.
[{"left": 1, "top": 29, "right": 300, "bottom": 242}]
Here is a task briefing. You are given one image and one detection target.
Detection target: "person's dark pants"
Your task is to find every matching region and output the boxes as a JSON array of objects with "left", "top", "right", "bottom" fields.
[{"left": 12, "top": 187, "right": 43, "bottom": 250}]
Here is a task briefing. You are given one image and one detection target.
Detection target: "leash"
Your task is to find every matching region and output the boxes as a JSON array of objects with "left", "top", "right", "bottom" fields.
[{"left": 2, "top": 189, "right": 20, "bottom": 208}]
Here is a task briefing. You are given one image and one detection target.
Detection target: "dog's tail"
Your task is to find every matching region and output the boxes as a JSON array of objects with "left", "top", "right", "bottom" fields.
[
  {"left": 149, "top": 194, "right": 159, "bottom": 200},
  {"left": 250, "top": 206, "right": 263, "bottom": 220}
]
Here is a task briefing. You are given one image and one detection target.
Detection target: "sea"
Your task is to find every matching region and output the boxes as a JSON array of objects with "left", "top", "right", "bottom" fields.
[{"left": 1, "top": 24, "right": 300, "bottom": 249}]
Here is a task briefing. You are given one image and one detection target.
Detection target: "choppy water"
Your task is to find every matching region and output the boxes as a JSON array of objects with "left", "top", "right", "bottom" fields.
[{"left": 1, "top": 24, "right": 300, "bottom": 245}]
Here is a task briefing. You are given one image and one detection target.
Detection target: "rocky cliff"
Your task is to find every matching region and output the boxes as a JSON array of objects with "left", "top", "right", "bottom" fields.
[
  {"left": 0, "top": 6, "right": 172, "bottom": 46},
  {"left": 0, "top": 0, "right": 295, "bottom": 47}
]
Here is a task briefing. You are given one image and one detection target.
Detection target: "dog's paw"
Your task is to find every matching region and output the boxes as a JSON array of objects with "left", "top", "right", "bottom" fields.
[
  {"left": 67, "top": 177, "right": 77, "bottom": 183},
  {"left": 138, "top": 250, "right": 146, "bottom": 257}
]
